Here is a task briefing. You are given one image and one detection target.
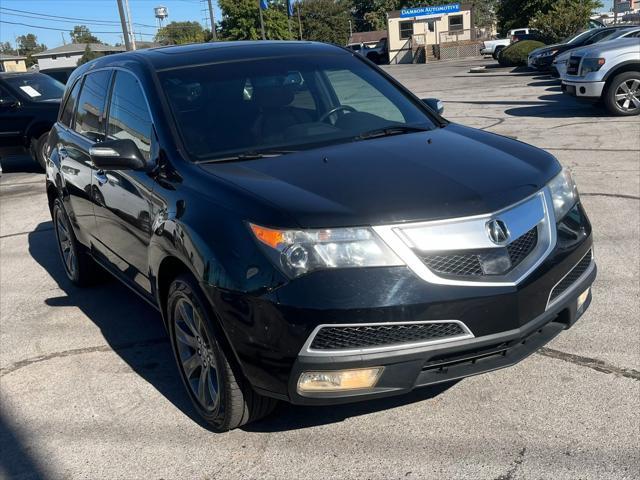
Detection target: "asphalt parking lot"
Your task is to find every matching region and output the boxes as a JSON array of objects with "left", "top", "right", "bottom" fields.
[{"left": 1, "top": 57, "right": 639, "bottom": 480}]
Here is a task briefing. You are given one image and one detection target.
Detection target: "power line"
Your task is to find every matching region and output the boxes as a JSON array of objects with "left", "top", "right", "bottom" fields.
[
  {"left": 0, "top": 19, "right": 155, "bottom": 36},
  {"left": 0, "top": 7, "right": 158, "bottom": 29}
]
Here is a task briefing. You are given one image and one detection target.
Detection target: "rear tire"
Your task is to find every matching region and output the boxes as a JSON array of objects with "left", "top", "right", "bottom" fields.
[
  {"left": 167, "top": 274, "right": 277, "bottom": 431},
  {"left": 603, "top": 71, "right": 640, "bottom": 116},
  {"left": 52, "top": 198, "right": 98, "bottom": 286},
  {"left": 492, "top": 46, "right": 505, "bottom": 60}
]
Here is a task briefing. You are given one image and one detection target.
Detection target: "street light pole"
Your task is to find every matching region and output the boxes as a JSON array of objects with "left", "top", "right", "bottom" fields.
[
  {"left": 116, "top": 0, "right": 132, "bottom": 51},
  {"left": 207, "top": 0, "right": 217, "bottom": 41},
  {"left": 124, "top": 0, "right": 136, "bottom": 50},
  {"left": 259, "top": 2, "right": 266, "bottom": 40}
]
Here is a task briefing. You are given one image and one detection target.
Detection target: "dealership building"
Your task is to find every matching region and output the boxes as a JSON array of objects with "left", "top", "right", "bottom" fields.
[{"left": 387, "top": 3, "right": 476, "bottom": 64}]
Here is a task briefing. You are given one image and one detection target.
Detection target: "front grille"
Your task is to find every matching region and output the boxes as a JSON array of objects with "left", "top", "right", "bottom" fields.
[
  {"left": 309, "top": 322, "right": 467, "bottom": 351},
  {"left": 418, "top": 226, "right": 538, "bottom": 278},
  {"left": 567, "top": 56, "right": 581, "bottom": 75},
  {"left": 548, "top": 250, "right": 593, "bottom": 304}
]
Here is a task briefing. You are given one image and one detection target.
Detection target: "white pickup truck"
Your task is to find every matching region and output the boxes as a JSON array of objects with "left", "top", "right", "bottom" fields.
[
  {"left": 481, "top": 29, "right": 532, "bottom": 58},
  {"left": 562, "top": 36, "right": 640, "bottom": 115}
]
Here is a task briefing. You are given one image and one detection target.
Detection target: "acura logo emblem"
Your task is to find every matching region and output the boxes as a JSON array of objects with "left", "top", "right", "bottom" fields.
[{"left": 486, "top": 219, "right": 510, "bottom": 245}]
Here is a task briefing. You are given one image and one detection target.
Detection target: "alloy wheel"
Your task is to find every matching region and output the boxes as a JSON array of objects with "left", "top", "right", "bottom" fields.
[
  {"left": 55, "top": 208, "right": 76, "bottom": 278},
  {"left": 614, "top": 78, "right": 640, "bottom": 112},
  {"left": 173, "top": 298, "right": 220, "bottom": 412}
]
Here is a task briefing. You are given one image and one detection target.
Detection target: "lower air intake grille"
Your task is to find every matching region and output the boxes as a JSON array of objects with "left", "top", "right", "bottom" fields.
[
  {"left": 309, "top": 322, "right": 467, "bottom": 351},
  {"left": 548, "top": 250, "right": 593, "bottom": 304},
  {"left": 419, "top": 226, "right": 538, "bottom": 278}
]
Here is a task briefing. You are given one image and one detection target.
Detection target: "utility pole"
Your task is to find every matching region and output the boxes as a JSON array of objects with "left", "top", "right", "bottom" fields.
[
  {"left": 297, "top": 2, "right": 302, "bottom": 40},
  {"left": 61, "top": 32, "right": 66, "bottom": 45},
  {"left": 124, "top": 0, "right": 136, "bottom": 50},
  {"left": 116, "top": 0, "right": 132, "bottom": 51},
  {"left": 259, "top": 1, "right": 266, "bottom": 40},
  {"left": 207, "top": 0, "right": 217, "bottom": 41},
  {"left": 348, "top": 20, "right": 352, "bottom": 39}
]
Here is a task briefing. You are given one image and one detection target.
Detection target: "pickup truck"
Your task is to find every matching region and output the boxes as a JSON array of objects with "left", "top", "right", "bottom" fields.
[
  {"left": 562, "top": 37, "right": 640, "bottom": 116},
  {"left": 481, "top": 38, "right": 511, "bottom": 58}
]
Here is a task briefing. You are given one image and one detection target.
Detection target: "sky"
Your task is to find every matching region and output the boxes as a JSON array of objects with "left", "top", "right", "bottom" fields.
[
  {"left": 0, "top": 0, "right": 222, "bottom": 49},
  {"left": 0, "top": 0, "right": 618, "bottom": 50}
]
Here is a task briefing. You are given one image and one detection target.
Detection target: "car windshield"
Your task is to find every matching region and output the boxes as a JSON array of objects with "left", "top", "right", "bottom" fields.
[
  {"left": 564, "top": 30, "right": 597, "bottom": 44},
  {"left": 3, "top": 74, "right": 64, "bottom": 102},
  {"left": 159, "top": 54, "right": 436, "bottom": 162},
  {"left": 602, "top": 29, "right": 637, "bottom": 40}
]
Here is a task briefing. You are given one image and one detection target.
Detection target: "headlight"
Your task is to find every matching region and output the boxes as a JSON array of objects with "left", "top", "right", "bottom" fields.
[
  {"left": 540, "top": 49, "right": 558, "bottom": 57},
  {"left": 249, "top": 224, "right": 403, "bottom": 277},
  {"left": 547, "top": 169, "right": 579, "bottom": 221},
  {"left": 579, "top": 57, "right": 605, "bottom": 76}
]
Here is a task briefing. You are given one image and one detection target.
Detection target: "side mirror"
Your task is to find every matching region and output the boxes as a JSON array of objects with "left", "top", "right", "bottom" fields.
[
  {"left": 422, "top": 98, "right": 444, "bottom": 115},
  {"left": 0, "top": 98, "right": 20, "bottom": 110},
  {"left": 89, "top": 138, "right": 147, "bottom": 171}
]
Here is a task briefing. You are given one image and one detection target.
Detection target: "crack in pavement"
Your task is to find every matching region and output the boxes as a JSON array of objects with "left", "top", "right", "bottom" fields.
[
  {"left": 581, "top": 192, "right": 640, "bottom": 201},
  {"left": 0, "top": 337, "right": 169, "bottom": 377},
  {"left": 537, "top": 347, "right": 640, "bottom": 381},
  {"left": 494, "top": 446, "right": 526, "bottom": 480},
  {"left": 0, "top": 227, "right": 54, "bottom": 240}
]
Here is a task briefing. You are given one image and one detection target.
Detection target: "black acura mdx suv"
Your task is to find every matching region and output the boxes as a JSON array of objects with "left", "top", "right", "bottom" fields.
[{"left": 45, "top": 42, "right": 595, "bottom": 431}]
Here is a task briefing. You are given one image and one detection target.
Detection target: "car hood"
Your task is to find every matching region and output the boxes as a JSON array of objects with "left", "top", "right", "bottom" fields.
[{"left": 199, "top": 124, "right": 560, "bottom": 228}]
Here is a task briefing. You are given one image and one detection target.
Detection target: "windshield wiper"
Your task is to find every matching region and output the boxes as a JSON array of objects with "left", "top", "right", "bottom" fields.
[
  {"left": 354, "top": 125, "right": 430, "bottom": 141},
  {"left": 198, "top": 149, "right": 295, "bottom": 164}
]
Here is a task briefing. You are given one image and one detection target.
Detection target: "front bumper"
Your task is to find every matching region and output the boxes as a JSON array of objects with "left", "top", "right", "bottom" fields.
[
  {"left": 288, "top": 260, "right": 595, "bottom": 405},
  {"left": 562, "top": 80, "right": 605, "bottom": 99}
]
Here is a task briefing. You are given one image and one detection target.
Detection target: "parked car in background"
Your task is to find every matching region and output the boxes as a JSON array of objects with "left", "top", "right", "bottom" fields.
[
  {"left": 40, "top": 66, "right": 76, "bottom": 84},
  {"left": 364, "top": 37, "right": 388, "bottom": 64},
  {"left": 553, "top": 28, "right": 640, "bottom": 78},
  {"left": 562, "top": 37, "right": 640, "bottom": 115},
  {"left": 0, "top": 72, "right": 64, "bottom": 168},
  {"left": 528, "top": 26, "right": 638, "bottom": 72},
  {"left": 481, "top": 38, "right": 511, "bottom": 59},
  {"left": 46, "top": 41, "right": 595, "bottom": 431}
]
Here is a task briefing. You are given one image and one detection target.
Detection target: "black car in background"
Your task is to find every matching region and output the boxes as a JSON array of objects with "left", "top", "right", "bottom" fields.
[
  {"left": 0, "top": 72, "right": 64, "bottom": 168},
  {"left": 45, "top": 42, "right": 595, "bottom": 431},
  {"left": 528, "top": 26, "right": 637, "bottom": 71},
  {"left": 41, "top": 66, "right": 77, "bottom": 85}
]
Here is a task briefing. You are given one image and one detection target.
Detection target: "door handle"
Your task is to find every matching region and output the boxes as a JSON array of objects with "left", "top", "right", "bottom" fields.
[
  {"left": 94, "top": 170, "right": 108, "bottom": 186},
  {"left": 58, "top": 147, "right": 68, "bottom": 159}
]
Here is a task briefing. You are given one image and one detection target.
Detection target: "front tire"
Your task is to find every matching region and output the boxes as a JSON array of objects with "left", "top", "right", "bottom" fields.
[
  {"left": 52, "top": 198, "right": 98, "bottom": 286},
  {"left": 167, "top": 275, "right": 277, "bottom": 431},
  {"left": 604, "top": 71, "right": 640, "bottom": 116},
  {"left": 31, "top": 132, "right": 49, "bottom": 170}
]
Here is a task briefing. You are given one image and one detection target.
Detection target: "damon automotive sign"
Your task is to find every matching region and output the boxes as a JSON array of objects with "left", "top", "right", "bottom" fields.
[{"left": 400, "top": 3, "right": 461, "bottom": 18}]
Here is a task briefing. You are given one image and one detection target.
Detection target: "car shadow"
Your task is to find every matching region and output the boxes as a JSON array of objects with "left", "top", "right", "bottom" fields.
[
  {"left": 0, "top": 153, "right": 42, "bottom": 174},
  {"left": 27, "top": 222, "right": 204, "bottom": 426},
  {"left": 28, "top": 222, "right": 457, "bottom": 432},
  {"left": 0, "top": 405, "right": 49, "bottom": 479},
  {"left": 242, "top": 381, "right": 457, "bottom": 433},
  {"left": 504, "top": 92, "right": 606, "bottom": 118},
  {"left": 528, "top": 79, "right": 560, "bottom": 87}
]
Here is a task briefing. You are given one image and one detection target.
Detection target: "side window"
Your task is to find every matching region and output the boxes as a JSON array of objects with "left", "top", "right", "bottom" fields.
[
  {"left": 74, "top": 70, "right": 112, "bottom": 141},
  {"left": 106, "top": 71, "right": 153, "bottom": 160},
  {"left": 325, "top": 69, "right": 404, "bottom": 123},
  {"left": 60, "top": 78, "right": 82, "bottom": 127}
]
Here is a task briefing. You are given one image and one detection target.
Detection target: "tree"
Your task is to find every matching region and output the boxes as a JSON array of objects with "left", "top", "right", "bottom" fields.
[
  {"left": 155, "top": 21, "right": 208, "bottom": 45},
  {"left": 299, "top": 0, "right": 351, "bottom": 44},
  {"left": 16, "top": 34, "right": 46, "bottom": 67},
  {"left": 470, "top": 0, "right": 499, "bottom": 30},
  {"left": 70, "top": 25, "right": 101, "bottom": 44},
  {"left": 530, "top": 0, "right": 602, "bottom": 43},
  {"left": 496, "top": 0, "right": 554, "bottom": 35},
  {"left": 218, "top": 0, "right": 294, "bottom": 40},
  {"left": 0, "top": 42, "right": 17, "bottom": 55},
  {"left": 77, "top": 45, "right": 104, "bottom": 66}
]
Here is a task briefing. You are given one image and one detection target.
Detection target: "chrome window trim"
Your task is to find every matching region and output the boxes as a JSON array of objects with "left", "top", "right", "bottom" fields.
[
  {"left": 373, "top": 188, "right": 558, "bottom": 287},
  {"left": 299, "top": 320, "right": 474, "bottom": 357},
  {"left": 546, "top": 249, "right": 594, "bottom": 310}
]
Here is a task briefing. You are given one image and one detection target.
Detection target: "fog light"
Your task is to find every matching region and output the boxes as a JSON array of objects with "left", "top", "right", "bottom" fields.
[
  {"left": 297, "top": 367, "right": 383, "bottom": 393},
  {"left": 577, "top": 287, "right": 590, "bottom": 312}
]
